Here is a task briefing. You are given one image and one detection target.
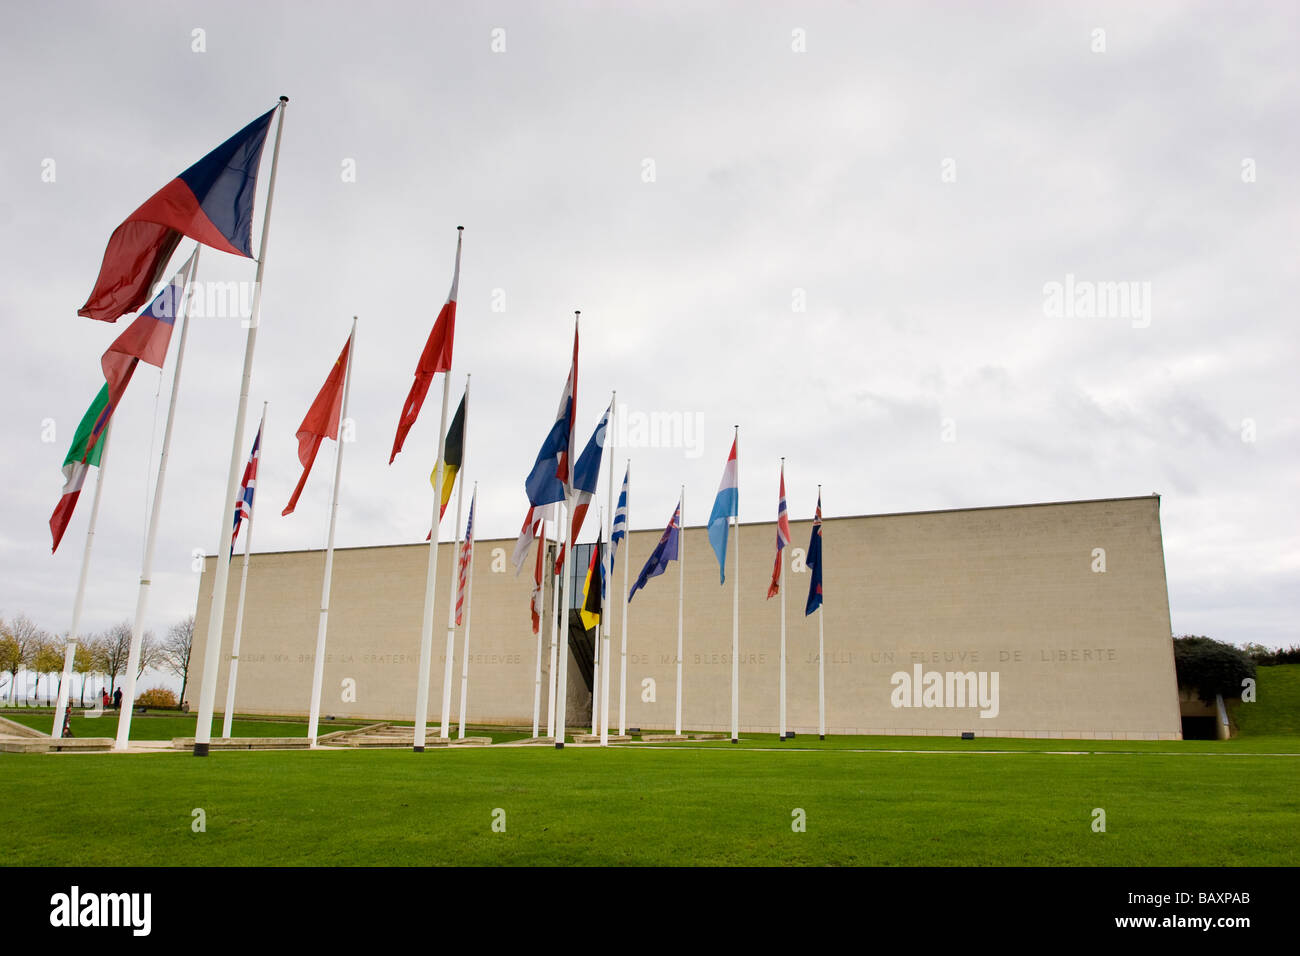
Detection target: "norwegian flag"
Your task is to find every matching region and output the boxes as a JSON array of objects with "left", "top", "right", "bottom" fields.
[
  {"left": 230, "top": 417, "right": 264, "bottom": 553},
  {"left": 455, "top": 490, "right": 476, "bottom": 626},
  {"left": 766, "top": 462, "right": 792, "bottom": 599}
]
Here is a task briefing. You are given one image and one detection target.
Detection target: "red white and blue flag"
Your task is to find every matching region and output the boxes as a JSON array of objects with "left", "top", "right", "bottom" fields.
[
  {"left": 456, "top": 489, "right": 476, "bottom": 626},
  {"left": 231, "top": 418, "right": 263, "bottom": 553},
  {"left": 805, "top": 492, "right": 824, "bottom": 616},
  {"left": 87, "top": 248, "right": 199, "bottom": 456},
  {"left": 766, "top": 462, "right": 792, "bottom": 599},
  {"left": 553, "top": 401, "right": 609, "bottom": 574},
  {"left": 80, "top": 107, "right": 278, "bottom": 323},
  {"left": 707, "top": 437, "right": 739, "bottom": 583},
  {"left": 524, "top": 320, "right": 579, "bottom": 509}
]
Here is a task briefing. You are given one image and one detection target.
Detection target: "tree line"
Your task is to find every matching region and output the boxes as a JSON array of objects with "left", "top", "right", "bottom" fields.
[{"left": 0, "top": 613, "right": 194, "bottom": 707}]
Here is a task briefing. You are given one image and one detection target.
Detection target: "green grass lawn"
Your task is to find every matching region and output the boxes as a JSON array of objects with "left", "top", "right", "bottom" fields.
[
  {"left": 2, "top": 746, "right": 1296, "bottom": 866},
  {"left": 1230, "top": 663, "right": 1300, "bottom": 736},
  {"left": 0, "top": 711, "right": 368, "bottom": 741},
  {"left": 3, "top": 666, "right": 1295, "bottom": 867},
  {"left": 632, "top": 733, "right": 1300, "bottom": 753}
]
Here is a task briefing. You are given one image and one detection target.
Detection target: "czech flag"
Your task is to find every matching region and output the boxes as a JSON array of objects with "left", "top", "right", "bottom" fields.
[
  {"left": 79, "top": 106, "right": 278, "bottom": 323},
  {"left": 707, "top": 437, "right": 739, "bottom": 583}
]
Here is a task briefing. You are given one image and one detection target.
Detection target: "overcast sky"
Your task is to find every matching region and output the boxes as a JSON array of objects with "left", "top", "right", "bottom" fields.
[{"left": 1, "top": 0, "right": 1296, "bottom": 655}]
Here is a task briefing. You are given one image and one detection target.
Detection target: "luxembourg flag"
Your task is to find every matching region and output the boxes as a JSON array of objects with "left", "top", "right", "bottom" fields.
[
  {"left": 79, "top": 106, "right": 278, "bottom": 322},
  {"left": 707, "top": 436, "right": 739, "bottom": 583},
  {"left": 230, "top": 417, "right": 263, "bottom": 553},
  {"left": 766, "top": 462, "right": 791, "bottom": 599}
]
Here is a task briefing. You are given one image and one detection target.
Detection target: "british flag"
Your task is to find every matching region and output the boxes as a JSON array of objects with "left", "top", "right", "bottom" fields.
[
  {"left": 230, "top": 419, "right": 263, "bottom": 553},
  {"left": 767, "top": 462, "right": 792, "bottom": 599}
]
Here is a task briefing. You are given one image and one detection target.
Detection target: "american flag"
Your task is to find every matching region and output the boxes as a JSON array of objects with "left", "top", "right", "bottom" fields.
[
  {"left": 767, "top": 462, "right": 792, "bottom": 599},
  {"left": 230, "top": 419, "right": 263, "bottom": 553},
  {"left": 455, "top": 490, "right": 476, "bottom": 626}
]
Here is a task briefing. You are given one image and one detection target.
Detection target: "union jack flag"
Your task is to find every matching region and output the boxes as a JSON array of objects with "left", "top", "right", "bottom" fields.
[
  {"left": 230, "top": 419, "right": 263, "bottom": 554},
  {"left": 767, "top": 462, "right": 792, "bottom": 599}
]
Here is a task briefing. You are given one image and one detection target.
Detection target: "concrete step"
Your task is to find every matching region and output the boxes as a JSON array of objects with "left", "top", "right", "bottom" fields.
[{"left": 170, "top": 737, "right": 312, "bottom": 751}]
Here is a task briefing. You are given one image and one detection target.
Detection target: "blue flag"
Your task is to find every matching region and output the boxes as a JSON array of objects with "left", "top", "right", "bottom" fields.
[
  {"left": 610, "top": 465, "right": 629, "bottom": 565},
  {"left": 805, "top": 493, "right": 823, "bottom": 615},
  {"left": 629, "top": 500, "right": 681, "bottom": 603}
]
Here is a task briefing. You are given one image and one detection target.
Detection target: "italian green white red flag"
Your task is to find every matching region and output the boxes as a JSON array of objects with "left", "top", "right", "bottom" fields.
[{"left": 50, "top": 385, "right": 110, "bottom": 553}]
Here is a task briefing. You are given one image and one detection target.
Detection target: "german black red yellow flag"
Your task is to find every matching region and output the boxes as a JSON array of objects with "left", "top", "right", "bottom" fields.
[
  {"left": 580, "top": 529, "right": 604, "bottom": 631},
  {"left": 429, "top": 388, "right": 466, "bottom": 518}
]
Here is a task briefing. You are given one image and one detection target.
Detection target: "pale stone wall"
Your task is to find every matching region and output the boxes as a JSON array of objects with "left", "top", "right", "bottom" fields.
[{"left": 189, "top": 495, "right": 1182, "bottom": 740}]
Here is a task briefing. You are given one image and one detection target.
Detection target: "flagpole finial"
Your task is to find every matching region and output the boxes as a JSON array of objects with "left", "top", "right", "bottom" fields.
[
  {"left": 279, "top": 95, "right": 289, "bottom": 103},
  {"left": 457, "top": 225, "right": 464, "bottom": 232}
]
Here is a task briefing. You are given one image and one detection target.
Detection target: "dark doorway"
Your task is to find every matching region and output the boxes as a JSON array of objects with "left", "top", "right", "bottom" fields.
[{"left": 1181, "top": 716, "right": 1217, "bottom": 740}]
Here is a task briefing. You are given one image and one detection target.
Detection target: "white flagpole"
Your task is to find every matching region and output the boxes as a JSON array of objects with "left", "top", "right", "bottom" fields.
[
  {"left": 414, "top": 228, "right": 462, "bottom": 752},
  {"left": 457, "top": 483, "right": 478, "bottom": 739},
  {"left": 194, "top": 97, "right": 289, "bottom": 756},
  {"left": 600, "top": 394, "right": 615, "bottom": 744},
  {"left": 554, "top": 310, "right": 579, "bottom": 749},
  {"left": 546, "top": 508, "right": 560, "bottom": 739},
  {"left": 115, "top": 247, "right": 200, "bottom": 751},
  {"left": 818, "top": 484, "right": 826, "bottom": 740},
  {"left": 307, "top": 317, "right": 357, "bottom": 746},
  {"left": 52, "top": 421, "right": 115, "bottom": 738},
  {"left": 590, "top": 504, "right": 601, "bottom": 740},
  {"left": 440, "top": 374, "right": 470, "bottom": 739},
  {"left": 731, "top": 425, "right": 740, "bottom": 744},
  {"left": 779, "top": 458, "right": 787, "bottom": 741},
  {"left": 594, "top": 392, "right": 615, "bottom": 741},
  {"left": 556, "top": 491, "right": 574, "bottom": 749},
  {"left": 532, "top": 517, "right": 547, "bottom": 738},
  {"left": 675, "top": 486, "right": 685, "bottom": 737},
  {"left": 617, "top": 459, "right": 631, "bottom": 737},
  {"left": 222, "top": 400, "right": 267, "bottom": 739}
]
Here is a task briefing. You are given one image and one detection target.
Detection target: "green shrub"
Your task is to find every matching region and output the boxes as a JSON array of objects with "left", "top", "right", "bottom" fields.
[{"left": 1173, "top": 636, "right": 1256, "bottom": 704}]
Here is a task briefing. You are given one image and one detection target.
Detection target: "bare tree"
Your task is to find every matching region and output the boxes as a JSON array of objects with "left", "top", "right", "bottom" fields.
[
  {"left": 2, "top": 615, "right": 46, "bottom": 703},
  {"left": 33, "top": 636, "right": 65, "bottom": 702},
  {"left": 99, "top": 621, "right": 133, "bottom": 696},
  {"left": 159, "top": 615, "right": 195, "bottom": 707},
  {"left": 73, "top": 641, "right": 99, "bottom": 706},
  {"left": 0, "top": 619, "right": 22, "bottom": 703}
]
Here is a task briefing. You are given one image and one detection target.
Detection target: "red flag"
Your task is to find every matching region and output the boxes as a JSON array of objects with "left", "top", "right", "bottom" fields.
[
  {"left": 87, "top": 251, "right": 196, "bottom": 456},
  {"left": 531, "top": 521, "right": 546, "bottom": 634},
  {"left": 767, "top": 463, "right": 792, "bottom": 599},
  {"left": 390, "top": 229, "right": 461, "bottom": 463},
  {"left": 283, "top": 334, "right": 352, "bottom": 516}
]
